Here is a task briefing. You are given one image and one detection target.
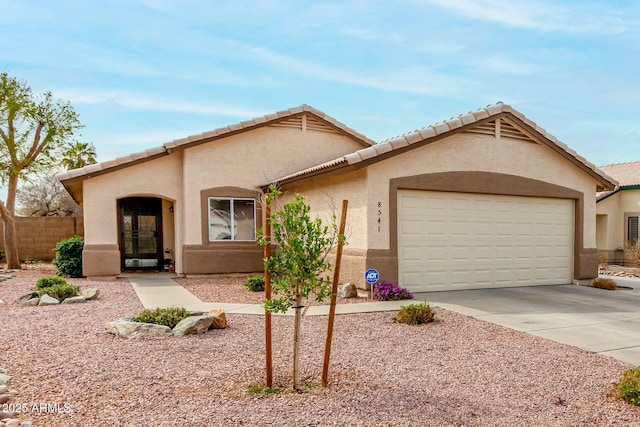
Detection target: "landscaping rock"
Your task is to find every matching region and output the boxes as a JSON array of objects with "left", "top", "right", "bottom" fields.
[
  {"left": 0, "top": 385, "right": 7, "bottom": 394},
  {"left": 82, "top": 288, "right": 100, "bottom": 300},
  {"left": 5, "top": 419, "right": 21, "bottom": 427},
  {"left": 0, "top": 394, "right": 9, "bottom": 404},
  {"left": 61, "top": 296, "right": 87, "bottom": 304},
  {"left": 0, "top": 300, "right": 4, "bottom": 306},
  {"left": 0, "top": 374, "right": 10, "bottom": 385},
  {"left": 105, "top": 319, "right": 171, "bottom": 338},
  {"left": 16, "top": 293, "right": 39, "bottom": 306},
  {"left": 0, "top": 411, "right": 17, "bottom": 421},
  {"left": 38, "top": 294, "right": 60, "bottom": 306},
  {"left": 208, "top": 309, "right": 228, "bottom": 329},
  {"left": 172, "top": 315, "right": 214, "bottom": 336},
  {"left": 337, "top": 283, "right": 357, "bottom": 299}
]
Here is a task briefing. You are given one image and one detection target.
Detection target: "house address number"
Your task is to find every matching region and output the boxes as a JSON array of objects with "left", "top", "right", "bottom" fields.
[{"left": 377, "top": 201, "right": 382, "bottom": 232}]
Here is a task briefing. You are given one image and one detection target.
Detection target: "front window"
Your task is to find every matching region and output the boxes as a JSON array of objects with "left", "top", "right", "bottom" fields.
[
  {"left": 629, "top": 216, "right": 640, "bottom": 245},
  {"left": 209, "top": 198, "right": 256, "bottom": 241}
]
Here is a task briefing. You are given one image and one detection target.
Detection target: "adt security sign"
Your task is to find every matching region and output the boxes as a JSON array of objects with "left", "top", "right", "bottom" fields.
[{"left": 365, "top": 268, "right": 379, "bottom": 284}]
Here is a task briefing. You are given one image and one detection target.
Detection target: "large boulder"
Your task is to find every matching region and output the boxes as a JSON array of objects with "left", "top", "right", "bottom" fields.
[
  {"left": 38, "top": 294, "right": 60, "bottom": 306},
  {"left": 208, "top": 309, "right": 228, "bottom": 329},
  {"left": 81, "top": 288, "right": 100, "bottom": 300},
  {"left": 105, "top": 318, "right": 170, "bottom": 338},
  {"left": 171, "top": 315, "right": 214, "bottom": 336},
  {"left": 337, "top": 283, "right": 357, "bottom": 299}
]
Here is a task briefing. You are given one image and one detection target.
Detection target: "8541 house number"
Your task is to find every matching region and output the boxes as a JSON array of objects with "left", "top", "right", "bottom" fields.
[{"left": 377, "top": 202, "right": 382, "bottom": 232}]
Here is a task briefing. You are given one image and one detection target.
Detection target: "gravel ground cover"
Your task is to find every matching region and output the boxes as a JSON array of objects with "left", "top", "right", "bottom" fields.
[
  {"left": 2, "top": 265, "right": 640, "bottom": 426},
  {"left": 176, "top": 275, "right": 373, "bottom": 305}
]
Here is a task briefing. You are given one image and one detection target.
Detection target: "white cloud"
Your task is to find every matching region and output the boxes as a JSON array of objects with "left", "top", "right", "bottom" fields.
[
  {"left": 55, "top": 89, "right": 267, "bottom": 118},
  {"left": 416, "top": 0, "right": 638, "bottom": 34}
]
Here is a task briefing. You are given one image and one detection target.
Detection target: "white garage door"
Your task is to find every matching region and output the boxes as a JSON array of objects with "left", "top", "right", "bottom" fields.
[{"left": 398, "top": 190, "right": 573, "bottom": 292}]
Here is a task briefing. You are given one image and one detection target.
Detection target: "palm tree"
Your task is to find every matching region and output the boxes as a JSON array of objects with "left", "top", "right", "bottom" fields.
[{"left": 60, "top": 141, "right": 97, "bottom": 170}]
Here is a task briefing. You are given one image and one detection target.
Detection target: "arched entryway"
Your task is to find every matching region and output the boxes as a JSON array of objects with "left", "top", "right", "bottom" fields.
[{"left": 119, "top": 197, "right": 163, "bottom": 271}]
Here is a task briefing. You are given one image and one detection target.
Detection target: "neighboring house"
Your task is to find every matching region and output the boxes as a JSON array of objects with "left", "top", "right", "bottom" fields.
[
  {"left": 58, "top": 102, "right": 616, "bottom": 292},
  {"left": 596, "top": 161, "right": 640, "bottom": 265}
]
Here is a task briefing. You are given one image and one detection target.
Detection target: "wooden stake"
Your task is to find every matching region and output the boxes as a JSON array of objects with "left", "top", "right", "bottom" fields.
[
  {"left": 322, "top": 199, "right": 348, "bottom": 388},
  {"left": 264, "top": 198, "right": 273, "bottom": 388}
]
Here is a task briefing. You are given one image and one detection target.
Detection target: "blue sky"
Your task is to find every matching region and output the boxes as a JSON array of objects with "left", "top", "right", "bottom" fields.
[{"left": 1, "top": 0, "right": 639, "bottom": 167}]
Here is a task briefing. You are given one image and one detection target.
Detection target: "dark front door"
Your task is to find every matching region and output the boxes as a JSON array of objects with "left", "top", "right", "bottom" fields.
[{"left": 119, "top": 197, "right": 163, "bottom": 270}]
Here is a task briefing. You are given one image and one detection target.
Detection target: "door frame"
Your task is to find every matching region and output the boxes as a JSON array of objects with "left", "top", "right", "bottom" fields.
[{"left": 118, "top": 197, "right": 164, "bottom": 271}]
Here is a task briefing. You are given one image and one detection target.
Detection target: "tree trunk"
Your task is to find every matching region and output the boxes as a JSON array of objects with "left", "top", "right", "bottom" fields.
[
  {"left": 0, "top": 200, "right": 19, "bottom": 269},
  {"left": 292, "top": 285, "right": 302, "bottom": 391}
]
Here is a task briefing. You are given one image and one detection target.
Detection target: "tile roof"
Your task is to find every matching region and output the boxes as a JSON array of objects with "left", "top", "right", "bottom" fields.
[
  {"left": 598, "top": 161, "right": 640, "bottom": 187},
  {"left": 270, "top": 102, "right": 618, "bottom": 190},
  {"left": 57, "top": 105, "right": 374, "bottom": 184},
  {"left": 596, "top": 161, "right": 640, "bottom": 201}
]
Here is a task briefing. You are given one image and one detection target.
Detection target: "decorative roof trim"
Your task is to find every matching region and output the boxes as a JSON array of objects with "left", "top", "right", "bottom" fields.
[
  {"left": 270, "top": 102, "right": 618, "bottom": 191},
  {"left": 57, "top": 105, "right": 375, "bottom": 188}
]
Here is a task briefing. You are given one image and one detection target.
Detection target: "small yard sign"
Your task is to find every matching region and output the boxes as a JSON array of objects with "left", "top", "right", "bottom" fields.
[{"left": 365, "top": 268, "right": 379, "bottom": 284}]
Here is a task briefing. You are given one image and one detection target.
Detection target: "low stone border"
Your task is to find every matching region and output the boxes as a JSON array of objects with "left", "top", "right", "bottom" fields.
[
  {"left": 105, "top": 309, "right": 228, "bottom": 338},
  {"left": 0, "top": 366, "right": 32, "bottom": 427},
  {"left": 15, "top": 288, "right": 99, "bottom": 307}
]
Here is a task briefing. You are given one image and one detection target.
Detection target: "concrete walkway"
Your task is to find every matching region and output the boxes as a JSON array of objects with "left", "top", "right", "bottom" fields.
[{"left": 128, "top": 275, "right": 408, "bottom": 316}]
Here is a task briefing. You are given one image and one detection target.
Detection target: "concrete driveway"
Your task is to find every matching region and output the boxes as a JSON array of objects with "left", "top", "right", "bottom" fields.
[{"left": 416, "top": 276, "right": 640, "bottom": 365}]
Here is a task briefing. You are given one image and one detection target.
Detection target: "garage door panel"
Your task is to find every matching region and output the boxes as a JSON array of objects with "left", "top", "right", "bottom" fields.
[{"left": 398, "top": 190, "right": 573, "bottom": 292}]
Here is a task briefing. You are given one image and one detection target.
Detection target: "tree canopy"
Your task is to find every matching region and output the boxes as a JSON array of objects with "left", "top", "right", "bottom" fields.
[{"left": 0, "top": 71, "right": 83, "bottom": 267}]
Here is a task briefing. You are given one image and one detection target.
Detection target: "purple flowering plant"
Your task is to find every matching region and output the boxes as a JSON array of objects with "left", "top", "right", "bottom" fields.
[{"left": 372, "top": 280, "right": 414, "bottom": 301}]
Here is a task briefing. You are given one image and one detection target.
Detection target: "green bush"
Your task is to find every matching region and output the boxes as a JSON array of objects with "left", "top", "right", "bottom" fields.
[
  {"left": 613, "top": 367, "right": 640, "bottom": 405},
  {"left": 37, "top": 283, "right": 80, "bottom": 302},
  {"left": 244, "top": 275, "right": 265, "bottom": 292},
  {"left": 393, "top": 301, "right": 436, "bottom": 325},
  {"left": 248, "top": 383, "right": 281, "bottom": 395},
  {"left": 0, "top": 250, "right": 4, "bottom": 261},
  {"left": 134, "top": 307, "right": 194, "bottom": 329},
  {"left": 52, "top": 236, "right": 84, "bottom": 278},
  {"left": 35, "top": 275, "right": 69, "bottom": 290}
]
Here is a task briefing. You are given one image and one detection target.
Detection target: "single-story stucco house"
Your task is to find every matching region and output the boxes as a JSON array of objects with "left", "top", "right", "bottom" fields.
[
  {"left": 58, "top": 102, "right": 617, "bottom": 292},
  {"left": 596, "top": 161, "right": 640, "bottom": 265}
]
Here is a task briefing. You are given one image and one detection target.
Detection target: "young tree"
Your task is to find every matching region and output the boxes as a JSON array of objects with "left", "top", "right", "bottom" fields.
[
  {"left": 259, "top": 187, "right": 345, "bottom": 391},
  {"left": 0, "top": 72, "right": 82, "bottom": 268},
  {"left": 60, "top": 141, "right": 97, "bottom": 170}
]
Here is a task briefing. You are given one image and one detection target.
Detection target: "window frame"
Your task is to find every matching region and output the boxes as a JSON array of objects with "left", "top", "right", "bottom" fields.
[
  {"left": 208, "top": 197, "right": 257, "bottom": 242},
  {"left": 628, "top": 215, "right": 640, "bottom": 245}
]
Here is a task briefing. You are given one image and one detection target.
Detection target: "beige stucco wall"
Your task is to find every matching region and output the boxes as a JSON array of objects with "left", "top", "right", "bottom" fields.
[
  {"left": 596, "top": 190, "right": 640, "bottom": 251},
  {"left": 181, "top": 126, "right": 365, "bottom": 245},
  {"left": 367, "top": 132, "right": 600, "bottom": 250},
  {"left": 81, "top": 123, "right": 365, "bottom": 275},
  {"left": 281, "top": 169, "right": 368, "bottom": 285},
  {"left": 83, "top": 154, "right": 183, "bottom": 245}
]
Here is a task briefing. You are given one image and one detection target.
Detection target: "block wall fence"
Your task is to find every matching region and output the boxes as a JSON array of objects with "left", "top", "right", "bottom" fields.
[{"left": 0, "top": 217, "right": 84, "bottom": 262}]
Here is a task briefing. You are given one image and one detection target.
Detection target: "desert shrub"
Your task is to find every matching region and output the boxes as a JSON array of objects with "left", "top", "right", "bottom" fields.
[
  {"left": 592, "top": 278, "right": 618, "bottom": 290},
  {"left": 35, "top": 275, "right": 69, "bottom": 290},
  {"left": 134, "top": 307, "right": 193, "bottom": 329},
  {"left": 0, "top": 250, "right": 4, "bottom": 261},
  {"left": 393, "top": 301, "right": 435, "bottom": 325},
  {"left": 373, "top": 280, "right": 414, "bottom": 301},
  {"left": 625, "top": 240, "right": 640, "bottom": 267},
  {"left": 613, "top": 367, "right": 640, "bottom": 405},
  {"left": 53, "top": 236, "right": 84, "bottom": 278},
  {"left": 244, "top": 275, "right": 265, "bottom": 292},
  {"left": 37, "top": 283, "right": 79, "bottom": 302}
]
